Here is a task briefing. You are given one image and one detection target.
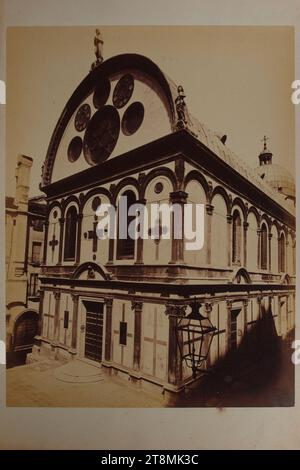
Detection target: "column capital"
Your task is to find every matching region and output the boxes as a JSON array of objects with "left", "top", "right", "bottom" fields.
[
  {"left": 205, "top": 204, "right": 214, "bottom": 215},
  {"left": 71, "top": 293, "right": 79, "bottom": 302},
  {"left": 53, "top": 291, "right": 61, "bottom": 300},
  {"left": 131, "top": 300, "right": 143, "bottom": 312},
  {"left": 226, "top": 214, "right": 232, "bottom": 224},
  {"left": 169, "top": 190, "right": 188, "bottom": 204},
  {"left": 257, "top": 228, "right": 262, "bottom": 235},
  {"left": 135, "top": 198, "right": 147, "bottom": 206},
  {"left": 104, "top": 297, "right": 113, "bottom": 308},
  {"left": 165, "top": 303, "right": 186, "bottom": 317},
  {"left": 243, "top": 222, "right": 249, "bottom": 230},
  {"left": 204, "top": 302, "right": 213, "bottom": 314},
  {"left": 268, "top": 233, "right": 273, "bottom": 240}
]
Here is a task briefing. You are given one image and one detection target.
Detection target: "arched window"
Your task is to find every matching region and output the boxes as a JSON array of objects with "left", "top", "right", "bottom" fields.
[
  {"left": 232, "top": 210, "right": 241, "bottom": 264},
  {"left": 279, "top": 233, "right": 286, "bottom": 273},
  {"left": 260, "top": 223, "right": 268, "bottom": 270},
  {"left": 116, "top": 190, "right": 136, "bottom": 259},
  {"left": 64, "top": 206, "right": 78, "bottom": 261}
]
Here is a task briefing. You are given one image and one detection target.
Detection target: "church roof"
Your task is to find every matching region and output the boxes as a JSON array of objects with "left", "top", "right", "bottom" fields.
[
  {"left": 255, "top": 163, "right": 295, "bottom": 197},
  {"left": 185, "top": 114, "right": 295, "bottom": 215}
]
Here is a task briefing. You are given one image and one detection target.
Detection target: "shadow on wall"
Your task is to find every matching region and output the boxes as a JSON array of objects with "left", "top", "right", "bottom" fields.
[{"left": 175, "top": 306, "right": 295, "bottom": 407}]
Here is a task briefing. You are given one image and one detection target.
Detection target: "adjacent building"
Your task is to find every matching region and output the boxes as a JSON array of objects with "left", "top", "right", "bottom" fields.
[{"left": 6, "top": 155, "right": 45, "bottom": 366}]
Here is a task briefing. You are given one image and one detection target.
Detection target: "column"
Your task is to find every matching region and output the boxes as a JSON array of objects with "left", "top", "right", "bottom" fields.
[
  {"left": 71, "top": 293, "right": 79, "bottom": 350},
  {"left": 243, "top": 298, "right": 248, "bottom": 335},
  {"left": 257, "top": 229, "right": 261, "bottom": 269},
  {"left": 257, "top": 295, "right": 262, "bottom": 320},
  {"left": 286, "top": 294, "right": 289, "bottom": 332},
  {"left": 285, "top": 239, "right": 289, "bottom": 273},
  {"left": 165, "top": 303, "right": 186, "bottom": 385},
  {"left": 134, "top": 199, "right": 146, "bottom": 264},
  {"left": 206, "top": 204, "right": 214, "bottom": 265},
  {"left": 268, "top": 233, "right": 272, "bottom": 272},
  {"left": 75, "top": 212, "right": 83, "bottom": 264},
  {"left": 53, "top": 291, "right": 61, "bottom": 344},
  {"left": 169, "top": 191, "right": 187, "bottom": 264},
  {"left": 226, "top": 299, "right": 233, "bottom": 351},
  {"left": 107, "top": 205, "right": 116, "bottom": 264},
  {"left": 292, "top": 293, "right": 296, "bottom": 329},
  {"left": 132, "top": 301, "right": 143, "bottom": 370},
  {"left": 227, "top": 215, "right": 232, "bottom": 266},
  {"left": 35, "top": 288, "right": 45, "bottom": 345},
  {"left": 104, "top": 299, "right": 113, "bottom": 362},
  {"left": 58, "top": 217, "right": 65, "bottom": 264},
  {"left": 204, "top": 302, "right": 212, "bottom": 368},
  {"left": 268, "top": 295, "right": 273, "bottom": 315},
  {"left": 243, "top": 222, "right": 248, "bottom": 268},
  {"left": 292, "top": 235, "right": 296, "bottom": 275},
  {"left": 42, "top": 220, "right": 49, "bottom": 265},
  {"left": 278, "top": 296, "right": 282, "bottom": 336}
]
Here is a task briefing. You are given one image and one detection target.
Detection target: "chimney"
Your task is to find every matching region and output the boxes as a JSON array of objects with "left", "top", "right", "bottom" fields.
[{"left": 14, "top": 154, "right": 33, "bottom": 208}]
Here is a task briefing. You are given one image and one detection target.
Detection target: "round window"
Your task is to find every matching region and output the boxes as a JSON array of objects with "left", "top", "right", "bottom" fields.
[
  {"left": 83, "top": 105, "right": 120, "bottom": 165},
  {"left": 121, "top": 102, "right": 144, "bottom": 136},
  {"left": 93, "top": 76, "right": 111, "bottom": 109},
  {"left": 67, "top": 136, "right": 83, "bottom": 162}
]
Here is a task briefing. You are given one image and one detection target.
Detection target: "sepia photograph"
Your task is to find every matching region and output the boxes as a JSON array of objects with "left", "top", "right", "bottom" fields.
[{"left": 4, "top": 25, "right": 296, "bottom": 409}]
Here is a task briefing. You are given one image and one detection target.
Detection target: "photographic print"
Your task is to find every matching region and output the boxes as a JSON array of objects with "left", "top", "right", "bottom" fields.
[{"left": 5, "top": 25, "right": 296, "bottom": 408}]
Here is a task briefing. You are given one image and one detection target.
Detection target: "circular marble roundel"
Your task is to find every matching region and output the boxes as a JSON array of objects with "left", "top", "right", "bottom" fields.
[
  {"left": 92, "top": 196, "right": 101, "bottom": 212},
  {"left": 67, "top": 136, "right": 83, "bottom": 162},
  {"left": 74, "top": 103, "right": 91, "bottom": 132},
  {"left": 121, "top": 101, "right": 144, "bottom": 136},
  {"left": 83, "top": 105, "right": 120, "bottom": 165},
  {"left": 113, "top": 74, "right": 134, "bottom": 109},
  {"left": 154, "top": 182, "right": 164, "bottom": 194},
  {"left": 93, "top": 76, "right": 111, "bottom": 109}
]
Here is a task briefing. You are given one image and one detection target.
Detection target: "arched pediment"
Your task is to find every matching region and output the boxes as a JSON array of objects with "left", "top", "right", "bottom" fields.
[
  {"left": 280, "top": 273, "right": 291, "bottom": 285},
  {"left": 230, "top": 267, "right": 252, "bottom": 284},
  {"left": 72, "top": 262, "right": 110, "bottom": 281},
  {"left": 41, "top": 54, "right": 178, "bottom": 187}
]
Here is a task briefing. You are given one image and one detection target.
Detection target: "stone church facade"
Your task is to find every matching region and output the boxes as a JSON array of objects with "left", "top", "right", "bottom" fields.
[{"left": 31, "top": 49, "right": 295, "bottom": 396}]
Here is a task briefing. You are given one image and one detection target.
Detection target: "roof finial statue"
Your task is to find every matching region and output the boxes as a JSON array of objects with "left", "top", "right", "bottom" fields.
[
  {"left": 175, "top": 85, "right": 188, "bottom": 129},
  {"left": 91, "top": 28, "right": 103, "bottom": 71}
]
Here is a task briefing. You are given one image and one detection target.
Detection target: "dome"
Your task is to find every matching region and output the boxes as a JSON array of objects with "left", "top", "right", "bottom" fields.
[{"left": 255, "top": 163, "right": 295, "bottom": 199}]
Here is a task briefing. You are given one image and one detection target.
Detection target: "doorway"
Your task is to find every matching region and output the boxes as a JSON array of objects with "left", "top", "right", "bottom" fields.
[{"left": 82, "top": 301, "right": 104, "bottom": 362}]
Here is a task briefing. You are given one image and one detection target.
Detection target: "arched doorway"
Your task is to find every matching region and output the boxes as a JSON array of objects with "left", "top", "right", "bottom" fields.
[{"left": 10, "top": 311, "right": 39, "bottom": 367}]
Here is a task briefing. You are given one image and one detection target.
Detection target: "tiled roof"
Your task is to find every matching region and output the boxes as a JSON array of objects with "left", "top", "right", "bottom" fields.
[{"left": 162, "top": 70, "right": 295, "bottom": 216}]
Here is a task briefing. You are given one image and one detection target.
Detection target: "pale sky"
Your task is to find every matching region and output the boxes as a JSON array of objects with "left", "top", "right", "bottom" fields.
[{"left": 6, "top": 26, "right": 295, "bottom": 197}]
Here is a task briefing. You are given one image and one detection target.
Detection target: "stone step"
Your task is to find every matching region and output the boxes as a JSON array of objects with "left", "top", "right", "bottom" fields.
[{"left": 53, "top": 360, "right": 105, "bottom": 383}]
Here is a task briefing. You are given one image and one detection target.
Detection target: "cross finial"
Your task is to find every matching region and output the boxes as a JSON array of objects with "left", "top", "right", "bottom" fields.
[{"left": 261, "top": 135, "right": 269, "bottom": 151}]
